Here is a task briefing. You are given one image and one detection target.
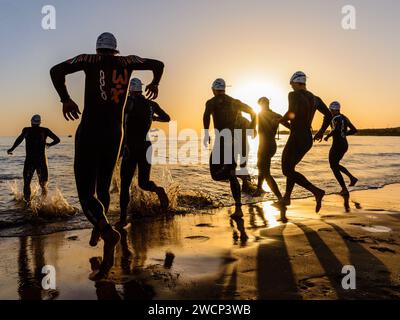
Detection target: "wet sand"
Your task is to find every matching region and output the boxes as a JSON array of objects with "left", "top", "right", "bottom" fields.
[{"left": 0, "top": 184, "right": 400, "bottom": 300}]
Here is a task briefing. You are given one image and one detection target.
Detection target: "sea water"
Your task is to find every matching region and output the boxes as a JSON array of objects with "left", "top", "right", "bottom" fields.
[{"left": 1, "top": 135, "right": 400, "bottom": 236}]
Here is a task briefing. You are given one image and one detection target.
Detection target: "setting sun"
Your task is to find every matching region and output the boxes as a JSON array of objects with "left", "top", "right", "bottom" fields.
[{"left": 231, "top": 77, "right": 288, "bottom": 115}]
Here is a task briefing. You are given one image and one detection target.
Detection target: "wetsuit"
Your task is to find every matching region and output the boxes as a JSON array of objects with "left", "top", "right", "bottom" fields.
[
  {"left": 203, "top": 94, "right": 256, "bottom": 206},
  {"left": 281, "top": 90, "right": 331, "bottom": 199},
  {"left": 326, "top": 114, "right": 357, "bottom": 191},
  {"left": 50, "top": 54, "right": 164, "bottom": 228},
  {"left": 257, "top": 109, "right": 282, "bottom": 199},
  {"left": 9, "top": 127, "right": 60, "bottom": 201},
  {"left": 120, "top": 94, "right": 170, "bottom": 220}
]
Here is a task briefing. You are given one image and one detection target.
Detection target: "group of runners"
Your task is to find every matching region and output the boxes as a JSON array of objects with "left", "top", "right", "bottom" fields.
[{"left": 7, "top": 32, "right": 358, "bottom": 279}]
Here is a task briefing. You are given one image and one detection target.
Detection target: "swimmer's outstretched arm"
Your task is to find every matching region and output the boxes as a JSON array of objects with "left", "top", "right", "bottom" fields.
[
  {"left": 202, "top": 102, "right": 212, "bottom": 147},
  {"left": 314, "top": 97, "right": 332, "bottom": 142},
  {"left": 50, "top": 55, "right": 86, "bottom": 121},
  {"left": 7, "top": 128, "right": 27, "bottom": 154},
  {"left": 128, "top": 56, "right": 164, "bottom": 100}
]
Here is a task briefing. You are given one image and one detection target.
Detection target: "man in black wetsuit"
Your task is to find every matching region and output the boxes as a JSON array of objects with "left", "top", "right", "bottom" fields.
[
  {"left": 50, "top": 32, "right": 164, "bottom": 278},
  {"left": 7, "top": 115, "right": 60, "bottom": 203},
  {"left": 324, "top": 101, "right": 358, "bottom": 196},
  {"left": 119, "top": 78, "right": 170, "bottom": 226},
  {"left": 203, "top": 78, "right": 256, "bottom": 218},
  {"left": 280, "top": 71, "right": 332, "bottom": 213},
  {"left": 253, "top": 97, "right": 288, "bottom": 201}
]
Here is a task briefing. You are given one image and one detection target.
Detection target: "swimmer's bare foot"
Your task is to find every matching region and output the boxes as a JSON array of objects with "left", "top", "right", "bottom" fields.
[
  {"left": 230, "top": 206, "right": 243, "bottom": 219},
  {"left": 277, "top": 216, "right": 288, "bottom": 223},
  {"left": 314, "top": 188, "right": 325, "bottom": 213},
  {"left": 89, "top": 227, "right": 101, "bottom": 247},
  {"left": 240, "top": 233, "right": 249, "bottom": 243},
  {"left": 89, "top": 256, "right": 102, "bottom": 271},
  {"left": 252, "top": 188, "right": 265, "bottom": 197},
  {"left": 349, "top": 177, "right": 358, "bottom": 187},
  {"left": 155, "top": 187, "right": 169, "bottom": 209},
  {"left": 89, "top": 256, "right": 109, "bottom": 281},
  {"left": 100, "top": 226, "right": 121, "bottom": 273}
]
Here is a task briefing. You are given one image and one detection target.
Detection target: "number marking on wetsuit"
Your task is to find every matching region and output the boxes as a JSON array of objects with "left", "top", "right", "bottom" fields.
[{"left": 99, "top": 70, "right": 107, "bottom": 101}]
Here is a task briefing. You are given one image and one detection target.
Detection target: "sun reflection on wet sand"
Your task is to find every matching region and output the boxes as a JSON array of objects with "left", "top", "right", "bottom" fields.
[{"left": 261, "top": 202, "right": 280, "bottom": 228}]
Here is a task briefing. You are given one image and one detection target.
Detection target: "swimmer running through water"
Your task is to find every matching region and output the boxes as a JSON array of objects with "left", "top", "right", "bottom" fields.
[
  {"left": 50, "top": 32, "right": 164, "bottom": 278},
  {"left": 253, "top": 97, "right": 289, "bottom": 202},
  {"left": 280, "top": 71, "right": 332, "bottom": 213},
  {"left": 7, "top": 115, "right": 60, "bottom": 203},
  {"left": 203, "top": 78, "right": 256, "bottom": 219},
  {"left": 324, "top": 101, "right": 358, "bottom": 196},
  {"left": 119, "top": 78, "right": 171, "bottom": 227}
]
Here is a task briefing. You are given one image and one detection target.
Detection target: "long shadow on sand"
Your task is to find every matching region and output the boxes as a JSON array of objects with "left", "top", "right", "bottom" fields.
[
  {"left": 324, "top": 221, "right": 395, "bottom": 299},
  {"left": 256, "top": 224, "right": 301, "bottom": 300},
  {"left": 293, "top": 222, "right": 352, "bottom": 299},
  {"left": 294, "top": 220, "right": 394, "bottom": 299}
]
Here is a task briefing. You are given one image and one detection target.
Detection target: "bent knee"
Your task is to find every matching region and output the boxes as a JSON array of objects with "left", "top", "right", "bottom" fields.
[{"left": 329, "top": 161, "right": 339, "bottom": 170}]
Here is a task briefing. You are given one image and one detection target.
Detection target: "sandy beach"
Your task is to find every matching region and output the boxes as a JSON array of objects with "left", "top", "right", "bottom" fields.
[{"left": 0, "top": 183, "right": 399, "bottom": 300}]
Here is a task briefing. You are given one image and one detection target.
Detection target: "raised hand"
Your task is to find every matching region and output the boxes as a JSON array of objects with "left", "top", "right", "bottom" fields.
[
  {"left": 313, "top": 131, "right": 324, "bottom": 142},
  {"left": 62, "top": 99, "right": 81, "bottom": 121},
  {"left": 145, "top": 84, "right": 159, "bottom": 100}
]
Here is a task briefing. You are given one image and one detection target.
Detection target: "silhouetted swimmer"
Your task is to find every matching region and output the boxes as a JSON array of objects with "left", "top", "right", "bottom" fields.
[
  {"left": 253, "top": 97, "right": 289, "bottom": 202},
  {"left": 203, "top": 78, "right": 256, "bottom": 219},
  {"left": 279, "top": 71, "right": 332, "bottom": 213},
  {"left": 118, "top": 78, "right": 170, "bottom": 227},
  {"left": 50, "top": 32, "right": 164, "bottom": 278},
  {"left": 324, "top": 101, "right": 358, "bottom": 197},
  {"left": 7, "top": 115, "right": 60, "bottom": 203}
]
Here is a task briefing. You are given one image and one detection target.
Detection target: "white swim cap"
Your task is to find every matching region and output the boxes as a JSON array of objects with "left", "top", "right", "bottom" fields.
[
  {"left": 31, "top": 114, "right": 41, "bottom": 125},
  {"left": 290, "top": 71, "right": 307, "bottom": 84},
  {"left": 96, "top": 32, "right": 119, "bottom": 53},
  {"left": 130, "top": 78, "right": 143, "bottom": 92},
  {"left": 212, "top": 78, "right": 226, "bottom": 91},
  {"left": 329, "top": 101, "right": 341, "bottom": 111}
]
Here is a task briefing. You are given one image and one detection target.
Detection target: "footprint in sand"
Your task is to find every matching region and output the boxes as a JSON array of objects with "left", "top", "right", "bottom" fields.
[
  {"left": 185, "top": 235, "right": 210, "bottom": 242},
  {"left": 195, "top": 223, "right": 214, "bottom": 228},
  {"left": 370, "top": 246, "right": 396, "bottom": 254}
]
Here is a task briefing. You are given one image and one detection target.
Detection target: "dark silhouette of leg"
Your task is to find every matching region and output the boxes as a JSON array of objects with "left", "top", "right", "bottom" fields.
[{"left": 23, "top": 161, "right": 35, "bottom": 203}]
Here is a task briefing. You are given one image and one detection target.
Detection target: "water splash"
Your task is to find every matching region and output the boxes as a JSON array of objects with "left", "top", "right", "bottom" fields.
[
  {"left": 109, "top": 161, "right": 217, "bottom": 217},
  {"left": 8, "top": 180, "right": 78, "bottom": 219}
]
